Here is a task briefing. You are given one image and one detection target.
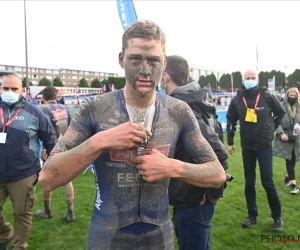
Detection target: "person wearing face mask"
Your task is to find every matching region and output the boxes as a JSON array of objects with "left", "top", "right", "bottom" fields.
[
  {"left": 0, "top": 74, "right": 56, "bottom": 250},
  {"left": 226, "top": 69, "right": 285, "bottom": 232},
  {"left": 273, "top": 88, "right": 300, "bottom": 194},
  {"left": 162, "top": 56, "right": 229, "bottom": 250}
]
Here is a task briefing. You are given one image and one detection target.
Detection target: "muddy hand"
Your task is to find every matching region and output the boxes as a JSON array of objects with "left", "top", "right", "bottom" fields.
[
  {"left": 135, "top": 149, "right": 170, "bottom": 182},
  {"left": 102, "top": 122, "right": 152, "bottom": 150}
]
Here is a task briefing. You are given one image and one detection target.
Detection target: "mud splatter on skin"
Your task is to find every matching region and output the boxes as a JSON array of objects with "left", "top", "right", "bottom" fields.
[
  {"left": 123, "top": 52, "right": 164, "bottom": 90},
  {"left": 126, "top": 104, "right": 153, "bottom": 128},
  {"left": 138, "top": 45, "right": 153, "bottom": 51},
  {"left": 46, "top": 90, "right": 220, "bottom": 248},
  {"left": 119, "top": 39, "right": 166, "bottom": 108}
]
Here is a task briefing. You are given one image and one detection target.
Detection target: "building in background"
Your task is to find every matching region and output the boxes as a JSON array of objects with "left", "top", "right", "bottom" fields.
[
  {"left": 189, "top": 65, "right": 226, "bottom": 82},
  {"left": 32, "top": 85, "right": 103, "bottom": 98},
  {"left": 0, "top": 64, "right": 118, "bottom": 86}
]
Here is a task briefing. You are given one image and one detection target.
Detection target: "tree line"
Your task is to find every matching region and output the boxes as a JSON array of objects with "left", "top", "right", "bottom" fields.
[
  {"left": 204, "top": 69, "right": 300, "bottom": 90},
  {"left": 21, "top": 68, "right": 300, "bottom": 92},
  {"left": 22, "top": 76, "right": 126, "bottom": 92}
]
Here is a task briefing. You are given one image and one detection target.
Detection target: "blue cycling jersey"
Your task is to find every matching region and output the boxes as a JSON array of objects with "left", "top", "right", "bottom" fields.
[
  {"left": 52, "top": 89, "right": 217, "bottom": 249},
  {"left": 39, "top": 102, "right": 71, "bottom": 139}
]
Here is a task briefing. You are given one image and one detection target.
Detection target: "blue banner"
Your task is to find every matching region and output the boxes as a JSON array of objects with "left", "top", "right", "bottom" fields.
[
  {"left": 116, "top": 0, "right": 138, "bottom": 31},
  {"left": 216, "top": 111, "right": 227, "bottom": 132}
]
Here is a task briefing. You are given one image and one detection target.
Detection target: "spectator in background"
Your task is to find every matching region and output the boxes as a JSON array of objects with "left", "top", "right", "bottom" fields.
[
  {"left": 31, "top": 97, "right": 38, "bottom": 106},
  {"left": 162, "top": 55, "right": 229, "bottom": 250},
  {"left": 273, "top": 87, "right": 300, "bottom": 194},
  {"left": 35, "top": 86, "right": 75, "bottom": 222},
  {"left": 227, "top": 69, "right": 285, "bottom": 231},
  {"left": 225, "top": 96, "right": 229, "bottom": 108},
  {"left": 58, "top": 96, "right": 65, "bottom": 105},
  {"left": 0, "top": 74, "right": 56, "bottom": 250},
  {"left": 279, "top": 94, "right": 284, "bottom": 102}
]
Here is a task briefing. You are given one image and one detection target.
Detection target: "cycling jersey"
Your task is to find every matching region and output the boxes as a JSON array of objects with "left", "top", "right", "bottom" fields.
[
  {"left": 52, "top": 89, "right": 217, "bottom": 249},
  {"left": 39, "top": 102, "right": 71, "bottom": 139}
]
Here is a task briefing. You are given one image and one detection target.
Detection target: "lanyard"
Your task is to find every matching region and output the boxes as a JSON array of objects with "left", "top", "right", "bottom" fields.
[
  {"left": 242, "top": 93, "right": 261, "bottom": 112},
  {"left": 0, "top": 107, "right": 22, "bottom": 132}
]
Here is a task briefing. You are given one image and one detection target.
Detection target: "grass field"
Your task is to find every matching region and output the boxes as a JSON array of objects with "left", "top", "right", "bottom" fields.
[{"left": 3, "top": 133, "right": 300, "bottom": 250}]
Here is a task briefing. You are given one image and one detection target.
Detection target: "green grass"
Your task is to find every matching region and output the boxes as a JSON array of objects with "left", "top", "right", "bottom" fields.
[{"left": 3, "top": 133, "right": 300, "bottom": 250}]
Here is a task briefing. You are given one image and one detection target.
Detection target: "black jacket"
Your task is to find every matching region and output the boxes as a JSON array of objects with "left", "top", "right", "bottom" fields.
[
  {"left": 168, "top": 80, "right": 229, "bottom": 208},
  {"left": 226, "top": 85, "right": 285, "bottom": 149}
]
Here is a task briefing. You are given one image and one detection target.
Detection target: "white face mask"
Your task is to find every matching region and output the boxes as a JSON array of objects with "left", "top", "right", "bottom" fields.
[
  {"left": 244, "top": 80, "right": 257, "bottom": 90},
  {"left": 1, "top": 91, "right": 20, "bottom": 105}
]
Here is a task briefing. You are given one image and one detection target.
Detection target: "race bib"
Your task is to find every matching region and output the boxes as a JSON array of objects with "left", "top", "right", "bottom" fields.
[
  {"left": 0, "top": 132, "right": 7, "bottom": 144},
  {"left": 245, "top": 108, "right": 257, "bottom": 123}
]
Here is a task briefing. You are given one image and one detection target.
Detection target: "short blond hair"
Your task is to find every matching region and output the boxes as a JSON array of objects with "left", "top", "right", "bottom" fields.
[{"left": 122, "top": 20, "right": 166, "bottom": 53}]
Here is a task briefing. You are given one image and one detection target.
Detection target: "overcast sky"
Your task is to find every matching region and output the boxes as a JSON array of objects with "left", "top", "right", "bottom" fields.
[{"left": 0, "top": 0, "right": 299, "bottom": 76}]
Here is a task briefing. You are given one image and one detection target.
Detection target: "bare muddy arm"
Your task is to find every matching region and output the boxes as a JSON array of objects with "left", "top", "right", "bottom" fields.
[
  {"left": 135, "top": 150, "right": 225, "bottom": 188},
  {"left": 39, "top": 133, "right": 106, "bottom": 192},
  {"left": 39, "top": 122, "right": 150, "bottom": 192},
  {"left": 171, "top": 158, "right": 226, "bottom": 189}
]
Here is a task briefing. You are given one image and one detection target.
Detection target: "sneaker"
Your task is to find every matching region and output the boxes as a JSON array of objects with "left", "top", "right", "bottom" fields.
[
  {"left": 283, "top": 176, "right": 291, "bottom": 186},
  {"left": 290, "top": 184, "right": 299, "bottom": 194},
  {"left": 35, "top": 210, "right": 52, "bottom": 219},
  {"left": 63, "top": 212, "right": 75, "bottom": 222},
  {"left": 0, "top": 241, "right": 8, "bottom": 250},
  {"left": 242, "top": 217, "right": 258, "bottom": 228},
  {"left": 273, "top": 218, "right": 283, "bottom": 232}
]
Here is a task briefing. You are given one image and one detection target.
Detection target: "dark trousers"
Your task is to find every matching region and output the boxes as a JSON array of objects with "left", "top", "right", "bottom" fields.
[
  {"left": 286, "top": 151, "right": 296, "bottom": 180},
  {"left": 242, "top": 147, "right": 281, "bottom": 219},
  {"left": 174, "top": 202, "right": 216, "bottom": 250}
]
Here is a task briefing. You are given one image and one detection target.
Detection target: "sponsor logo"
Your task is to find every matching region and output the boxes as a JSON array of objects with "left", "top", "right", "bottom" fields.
[
  {"left": 52, "top": 109, "right": 67, "bottom": 119},
  {"left": 15, "top": 116, "right": 24, "bottom": 120},
  {"left": 110, "top": 142, "right": 170, "bottom": 165},
  {"left": 118, "top": 0, "right": 128, "bottom": 29},
  {"left": 63, "top": 127, "right": 77, "bottom": 140},
  {"left": 95, "top": 183, "right": 103, "bottom": 210}
]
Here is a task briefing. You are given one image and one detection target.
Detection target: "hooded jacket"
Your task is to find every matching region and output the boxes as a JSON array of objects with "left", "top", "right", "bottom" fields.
[
  {"left": 273, "top": 91, "right": 300, "bottom": 161},
  {"left": 0, "top": 97, "right": 56, "bottom": 183},
  {"left": 168, "top": 80, "right": 228, "bottom": 207},
  {"left": 227, "top": 85, "right": 285, "bottom": 150}
]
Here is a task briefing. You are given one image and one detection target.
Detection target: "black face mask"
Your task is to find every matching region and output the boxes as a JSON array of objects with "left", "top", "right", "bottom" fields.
[{"left": 288, "top": 97, "right": 298, "bottom": 105}]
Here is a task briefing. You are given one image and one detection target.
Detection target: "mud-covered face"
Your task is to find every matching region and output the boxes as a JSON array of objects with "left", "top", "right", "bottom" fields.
[{"left": 119, "top": 38, "right": 166, "bottom": 95}]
